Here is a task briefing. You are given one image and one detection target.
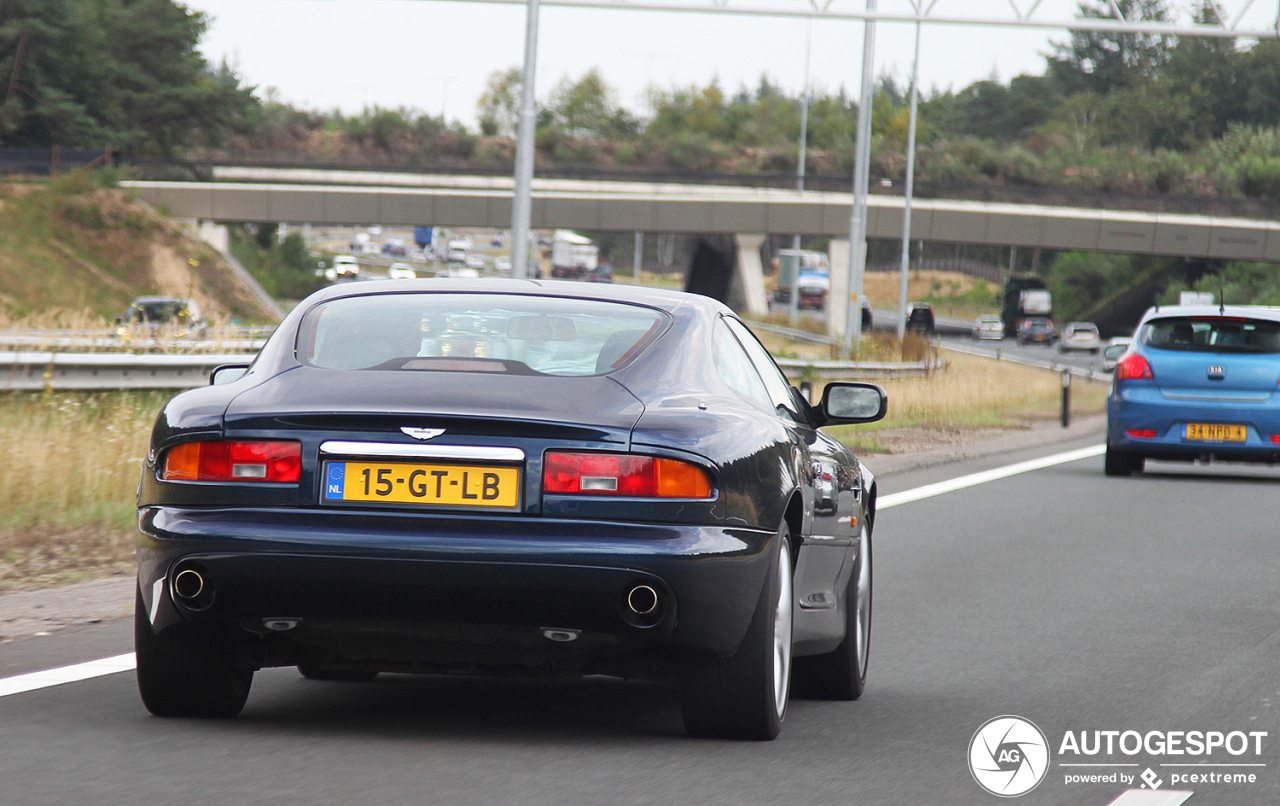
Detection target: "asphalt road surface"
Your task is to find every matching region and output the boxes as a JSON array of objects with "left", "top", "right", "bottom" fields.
[{"left": 2, "top": 437, "right": 1277, "bottom": 806}]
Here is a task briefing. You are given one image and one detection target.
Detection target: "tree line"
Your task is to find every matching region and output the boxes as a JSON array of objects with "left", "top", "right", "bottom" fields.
[{"left": 6, "top": 0, "right": 1280, "bottom": 200}]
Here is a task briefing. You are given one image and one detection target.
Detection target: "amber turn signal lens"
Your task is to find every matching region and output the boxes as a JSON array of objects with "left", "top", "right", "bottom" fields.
[
  {"left": 162, "top": 441, "right": 302, "bottom": 482},
  {"left": 543, "top": 452, "right": 713, "bottom": 498}
]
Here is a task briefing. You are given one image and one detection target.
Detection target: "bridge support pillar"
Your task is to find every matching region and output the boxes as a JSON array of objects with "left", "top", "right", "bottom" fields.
[
  {"left": 733, "top": 234, "right": 768, "bottom": 317},
  {"left": 195, "top": 220, "right": 229, "bottom": 253},
  {"left": 828, "top": 239, "right": 850, "bottom": 343}
]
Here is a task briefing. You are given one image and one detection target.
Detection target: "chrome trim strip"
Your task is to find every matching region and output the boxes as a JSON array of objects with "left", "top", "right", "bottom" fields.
[
  {"left": 1161, "top": 393, "right": 1268, "bottom": 402},
  {"left": 319, "top": 441, "right": 525, "bottom": 462}
]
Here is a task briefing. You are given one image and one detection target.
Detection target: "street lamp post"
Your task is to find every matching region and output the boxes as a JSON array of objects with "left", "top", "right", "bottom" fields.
[
  {"left": 787, "top": 18, "right": 813, "bottom": 326},
  {"left": 896, "top": 19, "right": 922, "bottom": 344},
  {"left": 511, "top": 0, "right": 541, "bottom": 279},
  {"left": 843, "top": 0, "right": 876, "bottom": 357}
]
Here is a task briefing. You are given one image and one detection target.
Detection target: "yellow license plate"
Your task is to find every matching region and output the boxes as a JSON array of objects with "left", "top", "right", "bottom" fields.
[
  {"left": 323, "top": 461, "right": 521, "bottom": 508},
  {"left": 1183, "top": 423, "right": 1247, "bottom": 443}
]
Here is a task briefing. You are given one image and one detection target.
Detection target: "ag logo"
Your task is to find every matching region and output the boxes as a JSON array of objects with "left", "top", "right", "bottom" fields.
[{"left": 968, "top": 715, "right": 1051, "bottom": 797}]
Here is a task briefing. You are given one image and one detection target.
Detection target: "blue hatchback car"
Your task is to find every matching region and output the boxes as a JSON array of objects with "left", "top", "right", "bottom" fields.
[{"left": 1106, "top": 304, "right": 1280, "bottom": 475}]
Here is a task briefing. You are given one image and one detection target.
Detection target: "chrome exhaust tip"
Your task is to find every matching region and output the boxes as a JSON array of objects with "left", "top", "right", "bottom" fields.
[
  {"left": 626, "top": 584, "right": 660, "bottom": 616},
  {"left": 173, "top": 568, "right": 205, "bottom": 600}
]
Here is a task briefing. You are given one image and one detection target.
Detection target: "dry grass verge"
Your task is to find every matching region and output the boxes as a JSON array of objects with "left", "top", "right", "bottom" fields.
[
  {"left": 825, "top": 349, "right": 1110, "bottom": 454},
  {"left": 0, "top": 391, "right": 165, "bottom": 590}
]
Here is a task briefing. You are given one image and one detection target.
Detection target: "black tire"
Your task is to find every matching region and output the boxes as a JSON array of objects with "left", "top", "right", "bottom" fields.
[
  {"left": 680, "top": 526, "right": 793, "bottom": 741},
  {"left": 135, "top": 587, "right": 252, "bottom": 718},
  {"left": 1104, "top": 443, "right": 1145, "bottom": 477},
  {"left": 298, "top": 664, "right": 379, "bottom": 682},
  {"left": 793, "top": 523, "right": 872, "bottom": 701}
]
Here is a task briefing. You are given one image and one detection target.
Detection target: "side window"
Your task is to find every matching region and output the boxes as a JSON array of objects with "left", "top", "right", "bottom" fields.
[
  {"left": 714, "top": 320, "right": 773, "bottom": 412},
  {"left": 724, "top": 317, "right": 801, "bottom": 421}
]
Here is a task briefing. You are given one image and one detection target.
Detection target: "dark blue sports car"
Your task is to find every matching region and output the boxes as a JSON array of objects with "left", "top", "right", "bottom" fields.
[{"left": 134, "top": 278, "right": 887, "bottom": 740}]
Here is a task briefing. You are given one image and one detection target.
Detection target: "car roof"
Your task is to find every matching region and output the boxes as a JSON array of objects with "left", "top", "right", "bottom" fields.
[
  {"left": 304, "top": 277, "right": 727, "bottom": 317},
  {"left": 1140, "top": 304, "right": 1280, "bottom": 324}
]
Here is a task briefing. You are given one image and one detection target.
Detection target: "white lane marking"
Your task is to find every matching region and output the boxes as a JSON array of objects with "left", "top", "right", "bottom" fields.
[
  {"left": 0, "top": 652, "right": 135, "bottom": 698},
  {"left": 878, "top": 444, "right": 1106, "bottom": 510},
  {"left": 1106, "top": 790, "right": 1193, "bottom": 806},
  {"left": 0, "top": 443, "right": 1107, "bottom": 699}
]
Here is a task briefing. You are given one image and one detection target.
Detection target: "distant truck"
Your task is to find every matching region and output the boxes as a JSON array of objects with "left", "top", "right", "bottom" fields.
[
  {"left": 1002, "top": 276, "right": 1052, "bottom": 337},
  {"left": 414, "top": 226, "right": 433, "bottom": 249},
  {"left": 550, "top": 230, "right": 598, "bottom": 279}
]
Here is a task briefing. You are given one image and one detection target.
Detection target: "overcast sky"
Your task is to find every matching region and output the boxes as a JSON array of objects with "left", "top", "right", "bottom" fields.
[{"left": 184, "top": 0, "right": 1270, "bottom": 127}]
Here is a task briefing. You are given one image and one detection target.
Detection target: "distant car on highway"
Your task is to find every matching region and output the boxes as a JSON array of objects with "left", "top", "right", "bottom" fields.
[
  {"left": 446, "top": 267, "right": 481, "bottom": 279},
  {"left": 1101, "top": 337, "right": 1132, "bottom": 372},
  {"left": 974, "top": 315, "right": 1003, "bottom": 340},
  {"left": 116, "top": 297, "right": 205, "bottom": 337},
  {"left": 387, "top": 263, "right": 416, "bottom": 280},
  {"left": 332, "top": 255, "right": 360, "bottom": 279},
  {"left": 494, "top": 256, "right": 512, "bottom": 274},
  {"left": 906, "top": 303, "right": 934, "bottom": 334},
  {"left": 1058, "top": 321, "right": 1102, "bottom": 353},
  {"left": 464, "top": 254, "right": 486, "bottom": 270},
  {"left": 796, "top": 272, "right": 829, "bottom": 310},
  {"left": 1106, "top": 305, "right": 1280, "bottom": 476},
  {"left": 588, "top": 263, "right": 613, "bottom": 283},
  {"left": 1016, "top": 317, "right": 1055, "bottom": 345}
]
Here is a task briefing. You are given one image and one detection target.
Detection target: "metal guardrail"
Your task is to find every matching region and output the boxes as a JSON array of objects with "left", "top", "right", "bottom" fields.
[
  {"left": 943, "top": 342, "right": 1112, "bottom": 381},
  {"left": 775, "top": 358, "right": 933, "bottom": 381},
  {"left": 0, "top": 327, "right": 271, "bottom": 353},
  {"left": 0, "top": 352, "right": 253, "bottom": 391}
]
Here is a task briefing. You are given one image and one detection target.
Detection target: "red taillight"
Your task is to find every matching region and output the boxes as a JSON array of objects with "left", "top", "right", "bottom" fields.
[
  {"left": 163, "top": 441, "right": 302, "bottom": 482},
  {"left": 1116, "top": 353, "right": 1153, "bottom": 381},
  {"left": 1125, "top": 429, "right": 1158, "bottom": 439},
  {"left": 1269, "top": 434, "right": 1280, "bottom": 444},
  {"left": 543, "top": 452, "right": 712, "bottom": 498}
]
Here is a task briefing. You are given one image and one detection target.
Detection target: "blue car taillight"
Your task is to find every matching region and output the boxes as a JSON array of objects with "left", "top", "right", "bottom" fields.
[{"left": 1116, "top": 353, "right": 1153, "bottom": 381}]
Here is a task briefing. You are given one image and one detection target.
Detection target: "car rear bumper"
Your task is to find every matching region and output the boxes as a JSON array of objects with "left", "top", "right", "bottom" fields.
[
  {"left": 1108, "top": 388, "right": 1280, "bottom": 462},
  {"left": 136, "top": 506, "right": 774, "bottom": 662}
]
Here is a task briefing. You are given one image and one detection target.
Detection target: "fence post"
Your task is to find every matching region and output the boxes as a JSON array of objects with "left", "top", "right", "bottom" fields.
[{"left": 1061, "top": 369, "right": 1071, "bottom": 428}]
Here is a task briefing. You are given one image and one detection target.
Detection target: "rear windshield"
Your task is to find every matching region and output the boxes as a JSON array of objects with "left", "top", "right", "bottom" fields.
[
  {"left": 1140, "top": 316, "right": 1280, "bottom": 354},
  {"left": 297, "top": 293, "right": 668, "bottom": 375}
]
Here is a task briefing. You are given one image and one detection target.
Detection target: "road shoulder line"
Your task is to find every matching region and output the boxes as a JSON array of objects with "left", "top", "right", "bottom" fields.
[{"left": 878, "top": 443, "right": 1105, "bottom": 510}]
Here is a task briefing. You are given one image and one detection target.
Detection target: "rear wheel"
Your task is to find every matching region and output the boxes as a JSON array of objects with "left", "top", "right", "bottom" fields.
[
  {"left": 1104, "top": 442, "right": 1145, "bottom": 476},
  {"left": 680, "top": 526, "right": 793, "bottom": 740},
  {"left": 135, "top": 587, "right": 252, "bottom": 718},
  {"left": 793, "top": 522, "right": 872, "bottom": 700}
]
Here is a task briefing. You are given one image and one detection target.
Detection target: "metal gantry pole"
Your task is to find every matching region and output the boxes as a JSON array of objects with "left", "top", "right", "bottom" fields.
[
  {"left": 788, "top": 18, "right": 813, "bottom": 326},
  {"left": 844, "top": 0, "right": 876, "bottom": 357},
  {"left": 511, "top": 0, "right": 542, "bottom": 279},
  {"left": 896, "top": 18, "right": 921, "bottom": 344}
]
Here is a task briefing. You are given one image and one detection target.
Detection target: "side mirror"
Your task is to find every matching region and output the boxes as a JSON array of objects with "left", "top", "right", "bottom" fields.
[
  {"left": 820, "top": 382, "right": 888, "bottom": 425},
  {"left": 209, "top": 364, "right": 250, "bottom": 386}
]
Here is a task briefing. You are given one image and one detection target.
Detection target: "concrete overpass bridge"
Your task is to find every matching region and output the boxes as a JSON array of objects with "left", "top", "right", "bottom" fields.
[
  {"left": 121, "top": 167, "right": 1280, "bottom": 334},
  {"left": 123, "top": 166, "right": 1280, "bottom": 262}
]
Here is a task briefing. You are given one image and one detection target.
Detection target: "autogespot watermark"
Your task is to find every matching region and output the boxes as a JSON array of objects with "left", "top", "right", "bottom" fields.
[
  {"left": 969, "top": 717, "right": 1269, "bottom": 798},
  {"left": 968, "top": 716, "right": 1051, "bottom": 797}
]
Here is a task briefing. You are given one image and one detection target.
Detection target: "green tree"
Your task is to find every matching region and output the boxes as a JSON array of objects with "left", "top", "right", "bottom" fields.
[
  {"left": 547, "top": 69, "right": 616, "bottom": 140},
  {"left": 1047, "top": 0, "right": 1173, "bottom": 96},
  {"left": 0, "top": 0, "right": 254, "bottom": 153},
  {"left": 477, "top": 67, "right": 521, "bottom": 136}
]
